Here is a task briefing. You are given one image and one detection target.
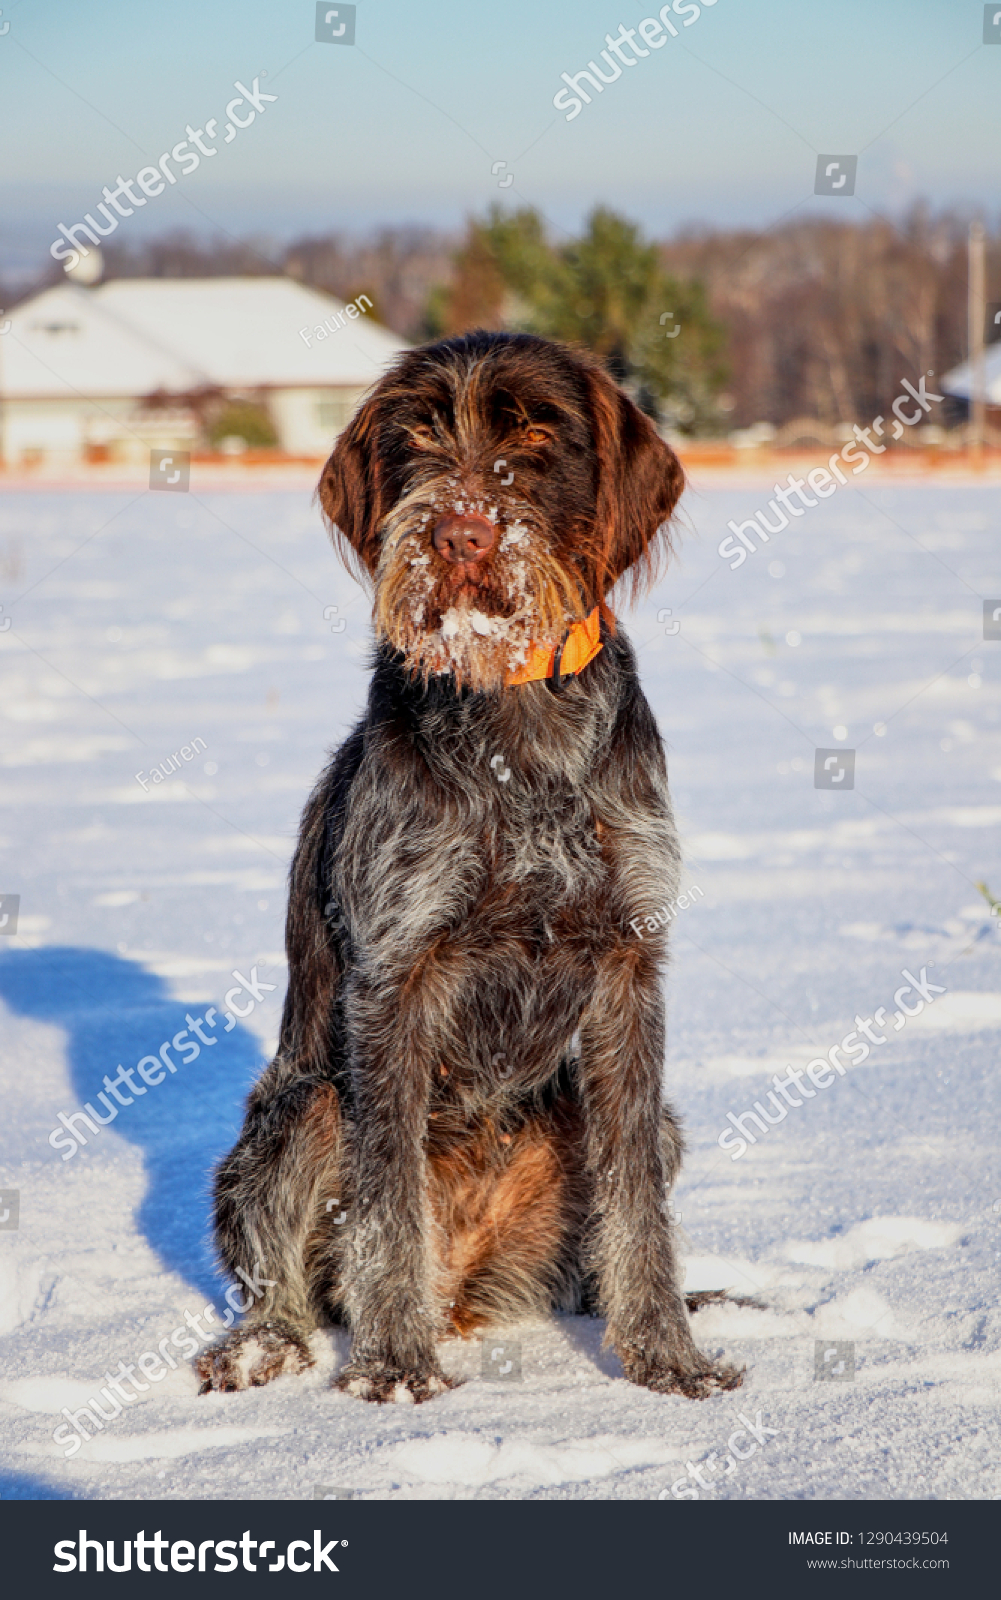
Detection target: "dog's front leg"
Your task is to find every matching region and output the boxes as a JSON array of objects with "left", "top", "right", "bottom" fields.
[
  {"left": 334, "top": 973, "right": 456, "bottom": 1404},
  {"left": 579, "top": 945, "right": 743, "bottom": 1399}
]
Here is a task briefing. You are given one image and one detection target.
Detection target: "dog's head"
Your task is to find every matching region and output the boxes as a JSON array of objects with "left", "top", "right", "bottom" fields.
[{"left": 318, "top": 330, "right": 684, "bottom": 693}]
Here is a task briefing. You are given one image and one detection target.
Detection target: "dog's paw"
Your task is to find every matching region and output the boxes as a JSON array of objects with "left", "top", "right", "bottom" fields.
[
  {"left": 333, "top": 1361, "right": 461, "bottom": 1405},
  {"left": 195, "top": 1320, "right": 314, "bottom": 1394},
  {"left": 620, "top": 1350, "right": 745, "bottom": 1400}
]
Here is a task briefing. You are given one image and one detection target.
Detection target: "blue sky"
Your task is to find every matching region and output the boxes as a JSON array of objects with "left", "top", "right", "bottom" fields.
[{"left": 0, "top": 0, "right": 998, "bottom": 279}]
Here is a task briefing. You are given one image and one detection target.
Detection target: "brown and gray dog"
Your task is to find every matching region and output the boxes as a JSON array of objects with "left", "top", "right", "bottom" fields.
[{"left": 195, "top": 330, "right": 743, "bottom": 1403}]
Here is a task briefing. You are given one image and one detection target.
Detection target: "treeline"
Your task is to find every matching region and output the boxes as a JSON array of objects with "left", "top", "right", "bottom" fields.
[
  {"left": 658, "top": 208, "right": 997, "bottom": 430},
  {"left": 26, "top": 206, "right": 1000, "bottom": 434}
]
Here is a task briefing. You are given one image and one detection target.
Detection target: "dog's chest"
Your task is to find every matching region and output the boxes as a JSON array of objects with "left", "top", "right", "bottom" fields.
[
  {"left": 337, "top": 693, "right": 611, "bottom": 958},
  {"left": 484, "top": 777, "right": 605, "bottom": 910},
  {"left": 425, "top": 694, "right": 608, "bottom": 904}
]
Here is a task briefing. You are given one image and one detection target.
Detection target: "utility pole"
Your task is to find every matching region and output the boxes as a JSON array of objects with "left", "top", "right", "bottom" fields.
[{"left": 968, "top": 220, "right": 986, "bottom": 464}]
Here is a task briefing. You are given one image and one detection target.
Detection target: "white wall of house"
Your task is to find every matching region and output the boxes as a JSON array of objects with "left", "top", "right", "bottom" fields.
[
  {"left": 267, "top": 386, "right": 368, "bottom": 456},
  {"left": 0, "top": 387, "right": 366, "bottom": 466},
  {"left": 0, "top": 397, "right": 198, "bottom": 468},
  {"left": 1, "top": 400, "right": 85, "bottom": 467}
]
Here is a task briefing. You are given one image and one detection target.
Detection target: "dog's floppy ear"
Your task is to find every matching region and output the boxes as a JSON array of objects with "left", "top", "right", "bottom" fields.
[
  {"left": 316, "top": 397, "right": 386, "bottom": 580},
  {"left": 584, "top": 361, "right": 685, "bottom": 603}
]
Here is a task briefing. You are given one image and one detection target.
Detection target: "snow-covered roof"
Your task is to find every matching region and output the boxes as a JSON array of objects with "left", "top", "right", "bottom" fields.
[
  {"left": 95, "top": 278, "right": 406, "bottom": 389},
  {"left": 0, "top": 277, "right": 408, "bottom": 399},
  {"left": 0, "top": 283, "right": 201, "bottom": 399},
  {"left": 940, "top": 341, "right": 1001, "bottom": 404}
]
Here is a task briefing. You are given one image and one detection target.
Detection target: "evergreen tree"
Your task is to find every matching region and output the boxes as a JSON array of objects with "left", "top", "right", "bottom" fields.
[{"left": 431, "top": 205, "right": 727, "bottom": 432}]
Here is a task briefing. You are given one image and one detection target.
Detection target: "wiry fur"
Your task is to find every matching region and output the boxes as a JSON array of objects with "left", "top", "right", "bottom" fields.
[{"left": 197, "top": 331, "right": 743, "bottom": 1404}]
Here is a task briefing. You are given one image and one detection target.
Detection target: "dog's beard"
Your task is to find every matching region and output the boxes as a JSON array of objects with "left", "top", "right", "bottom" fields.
[{"left": 374, "top": 479, "right": 587, "bottom": 693}]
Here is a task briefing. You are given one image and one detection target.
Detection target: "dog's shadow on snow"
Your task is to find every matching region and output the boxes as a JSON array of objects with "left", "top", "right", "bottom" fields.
[{"left": 0, "top": 945, "right": 265, "bottom": 1301}]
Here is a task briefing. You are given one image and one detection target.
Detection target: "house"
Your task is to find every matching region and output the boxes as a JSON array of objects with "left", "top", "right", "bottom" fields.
[
  {"left": 941, "top": 341, "right": 1001, "bottom": 423},
  {"left": 0, "top": 276, "right": 408, "bottom": 469}
]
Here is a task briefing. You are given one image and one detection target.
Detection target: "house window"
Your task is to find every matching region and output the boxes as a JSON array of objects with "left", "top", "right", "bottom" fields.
[{"left": 316, "top": 397, "right": 349, "bottom": 431}]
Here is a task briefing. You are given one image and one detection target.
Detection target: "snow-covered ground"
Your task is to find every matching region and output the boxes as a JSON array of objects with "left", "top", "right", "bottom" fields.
[{"left": 1, "top": 478, "right": 999, "bottom": 1500}]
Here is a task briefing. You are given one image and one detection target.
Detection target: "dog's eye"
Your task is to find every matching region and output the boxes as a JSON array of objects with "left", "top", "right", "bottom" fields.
[
  {"left": 410, "top": 424, "right": 437, "bottom": 448},
  {"left": 523, "top": 427, "right": 550, "bottom": 446}
]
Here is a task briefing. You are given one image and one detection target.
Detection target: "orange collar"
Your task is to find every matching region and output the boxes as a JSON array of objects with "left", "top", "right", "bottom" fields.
[{"left": 505, "top": 607, "right": 603, "bottom": 687}]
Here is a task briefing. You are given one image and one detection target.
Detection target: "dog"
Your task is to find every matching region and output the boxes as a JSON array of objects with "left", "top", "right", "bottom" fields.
[{"left": 195, "top": 330, "right": 743, "bottom": 1403}]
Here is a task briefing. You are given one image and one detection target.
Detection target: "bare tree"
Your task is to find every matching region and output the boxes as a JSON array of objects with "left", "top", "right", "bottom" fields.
[{"left": 661, "top": 209, "right": 998, "bottom": 428}]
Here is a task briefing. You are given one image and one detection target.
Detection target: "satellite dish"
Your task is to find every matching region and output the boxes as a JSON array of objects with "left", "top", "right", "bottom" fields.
[{"left": 65, "top": 248, "right": 103, "bottom": 285}]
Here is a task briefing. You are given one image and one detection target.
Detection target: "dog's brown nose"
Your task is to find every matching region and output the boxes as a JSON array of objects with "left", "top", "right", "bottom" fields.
[{"left": 432, "top": 513, "right": 495, "bottom": 564}]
